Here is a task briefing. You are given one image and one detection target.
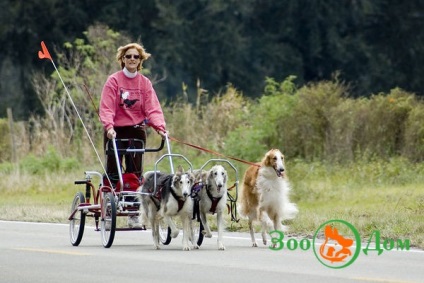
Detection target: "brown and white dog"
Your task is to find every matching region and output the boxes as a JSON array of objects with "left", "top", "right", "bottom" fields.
[{"left": 239, "top": 149, "right": 298, "bottom": 247}]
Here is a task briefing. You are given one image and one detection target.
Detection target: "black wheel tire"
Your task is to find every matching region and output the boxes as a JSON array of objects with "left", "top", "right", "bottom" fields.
[
  {"left": 192, "top": 200, "right": 204, "bottom": 246},
  {"left": 159, "top": 220, "right": 172, "bottom": 245},
  {"left": 70, "top": 192, "right": 86, "bottom": 246},
  {"left": 194, "top": 218, "right": 204, "bottom": 247},
  {"left": 101, "top": 192, "right": 116, "bottom": 248}
]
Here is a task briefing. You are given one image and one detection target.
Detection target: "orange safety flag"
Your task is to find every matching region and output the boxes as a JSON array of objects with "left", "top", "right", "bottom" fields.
[{"left": 38, "top": 41, "right": 52, "bottom": 60}]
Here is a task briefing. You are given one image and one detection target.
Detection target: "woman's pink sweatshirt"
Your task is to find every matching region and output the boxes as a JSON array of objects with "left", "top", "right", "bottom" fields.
[{"left": 99, "top": 70, "right": 166, "bottom": 132}]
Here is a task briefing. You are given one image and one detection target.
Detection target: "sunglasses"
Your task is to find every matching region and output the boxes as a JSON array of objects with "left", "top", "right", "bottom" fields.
[{"left": 124, "top": 54, "right": 140, "bottom": 59}]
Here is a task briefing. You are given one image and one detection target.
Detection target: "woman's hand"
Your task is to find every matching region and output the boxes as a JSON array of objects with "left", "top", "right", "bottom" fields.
[
  {"left": 157, "top": 130, "right": 169, "bottom": 139},
  {"left": 107, "top": 128, "right": 116, "bottom": 139}
]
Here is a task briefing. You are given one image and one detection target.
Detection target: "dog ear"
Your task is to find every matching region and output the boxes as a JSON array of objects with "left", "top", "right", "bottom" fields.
[
  {"left": 262, "top": 150, "right": 272, "bottom": 167},
  {"left": 200, "top": 170, "right": 207, "bottom": 183},
  {"left": 177, "top": 165, "right": 184, "bottom": 173},
  {"left": 172, "top": 174, "right": 181, "bottom": 187},
  {"left": 193, "top": 170, "right": 202, "bottom": 182},
  {"left": 189, "top": 172, "right": 195, "bottom": 183},
  {"left": 208, "top": 167, "right": 215, "bottom": 181}
]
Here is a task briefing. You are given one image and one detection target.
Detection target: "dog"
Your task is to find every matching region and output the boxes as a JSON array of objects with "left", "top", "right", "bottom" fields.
[
  {"left": 239, "top": 149, "right": 298, "bottom": 247},
  {"left": 195, "top": 165, "right": 228, "bottom": 250},
  {"left": 139, "top": 166, "right": 195, "bottom": 250}
]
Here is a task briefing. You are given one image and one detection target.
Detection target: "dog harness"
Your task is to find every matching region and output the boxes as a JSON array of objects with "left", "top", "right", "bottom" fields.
[
  {"left": 149, "top": 174, "right": 188, "bottom": 212},
  {"left": 170, "top": 187, "right": 186, "bottom": 212},
  {"left": 206, "top": 185, "right": 223, "bottom": 215},
  {"left": 148, "top": 186, "right": 162, "bottom": 211},
  {"left": 191, "top": 182, "right": 203, "bottom": 199},
  {"left": 148, "top": 175, "right": 172, "bottom": 211}
]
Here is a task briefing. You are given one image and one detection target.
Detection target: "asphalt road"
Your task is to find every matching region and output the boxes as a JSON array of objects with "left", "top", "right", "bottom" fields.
[{"left": 0, "top": 220, "right": 422, "bottom": 283}]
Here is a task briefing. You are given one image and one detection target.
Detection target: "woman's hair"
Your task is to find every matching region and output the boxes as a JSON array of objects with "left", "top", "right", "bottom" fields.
[{"left": 116, "top": 43, "right": 151, "bottom": 71}]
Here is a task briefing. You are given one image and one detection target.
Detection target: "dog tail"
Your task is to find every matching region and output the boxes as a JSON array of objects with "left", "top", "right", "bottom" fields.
[
  {"left": 237, "top": 181, "right": 247, "bottom": 218},
  {"left": 237, "top": 183, "right": 258, "bottom": 219},
  {"left": 238, "top": 165, "right": 260, "bottom": 219},
  {"left": 237, "top": 192, "right": 247, "bottom": 219},
  {"left": 283, "top": 181, "right": 299, "bottom": 220},
  {"left": 283, "top": 202, "right": 298, "bottom": 220}
]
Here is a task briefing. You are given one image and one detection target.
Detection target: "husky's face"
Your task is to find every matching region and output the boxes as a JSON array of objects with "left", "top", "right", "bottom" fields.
[
  {"left": 208, "top": 165, "right": 227, "bottom": 193},
  {"left": 172, "top": 167, "right": 194, "bottom": 199}
]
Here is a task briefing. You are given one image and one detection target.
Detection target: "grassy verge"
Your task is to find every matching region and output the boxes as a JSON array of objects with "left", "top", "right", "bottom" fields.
[
  {"left": 288, "top": 158, "right": 424, "bottom": 249},
  {"left": 0, "top": 158, "right": 423, "bottom": 249}
]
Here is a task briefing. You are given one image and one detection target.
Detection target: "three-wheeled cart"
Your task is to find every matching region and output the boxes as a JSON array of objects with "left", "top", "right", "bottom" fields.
[{"left": 69, "top": 137, "right": 164, "bottom": 248}]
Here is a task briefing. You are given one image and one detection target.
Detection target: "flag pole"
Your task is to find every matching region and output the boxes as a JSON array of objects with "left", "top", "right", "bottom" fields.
[{"left": 38, "top": 41, "right": 109, "bottom": 182}]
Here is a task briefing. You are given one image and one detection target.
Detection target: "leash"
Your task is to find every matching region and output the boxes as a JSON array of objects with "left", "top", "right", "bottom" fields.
[
  {"left": 168, "top": 136, "right": 260, "bottom": 167},
  {"left": 118, "top": 102, "right": 259, "bottom": 168}
]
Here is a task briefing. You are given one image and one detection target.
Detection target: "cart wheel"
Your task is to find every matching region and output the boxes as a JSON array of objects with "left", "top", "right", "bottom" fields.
[
  {"left": 193, "top": 216, "right": 204, "bottom": 247},
  {"left": 192, "top": 200, "right": 204, "bottom": 246},
  {"left": 159, "top": 219, "right": 172, "bottom": 245},
  {"left": 70, "top": 192, "right": 86, "bottom": 246},
  {"left": 101, "top": 192, "right": 116, "bottom": 248}
]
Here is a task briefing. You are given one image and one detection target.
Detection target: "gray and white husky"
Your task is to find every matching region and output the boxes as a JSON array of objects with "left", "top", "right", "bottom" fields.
[{"left": 139, "top": 166, "right": 195, "bottom": 250}]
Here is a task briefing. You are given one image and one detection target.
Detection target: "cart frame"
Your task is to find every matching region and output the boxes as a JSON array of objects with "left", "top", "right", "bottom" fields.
[{"left": 69, "top": 137, "right": 165, "bottom": 248}]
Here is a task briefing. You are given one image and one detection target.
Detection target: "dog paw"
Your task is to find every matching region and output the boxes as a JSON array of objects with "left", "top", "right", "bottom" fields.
[
  {"left": 252, "top": 242, "right": 258, "bottom": 247},
  {"left": 263, "top": 239, "right": 268, "bottom": 245},
  {"left": 183, "top": 246, "right": 191, "bottom": 251},
  {"left": 193, "top": 245, "right": 200, "bottom": 250},
  {"left": 202, "top": 231, "right": 213, "bottom": 238},
  {"left": 218, "top": 243, "right": 226, "bottom": 250},
  {"left": 154, "top": 245, "right": 160, "bottom": 250}
]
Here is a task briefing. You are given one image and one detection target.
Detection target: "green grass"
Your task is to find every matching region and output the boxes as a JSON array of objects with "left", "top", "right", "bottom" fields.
[
  {"left": 0, "top": 158, "right": 423, "bottom": 249},
  {"left": 290, "top": 184, "right": 423, "bottom": 247},
  {"left": 287, "top": 158, "right": 424, "bottom": 249}
]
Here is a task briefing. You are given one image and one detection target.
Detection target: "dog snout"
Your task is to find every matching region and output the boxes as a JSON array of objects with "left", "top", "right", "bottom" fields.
[
  {"left": 183, "top": 192, "right": 189, "bottom": 198},
  {"left": 275, "top": 167, "right": 285, "bottom": 177}
]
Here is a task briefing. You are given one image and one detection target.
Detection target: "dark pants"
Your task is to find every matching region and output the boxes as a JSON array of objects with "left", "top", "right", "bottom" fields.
[{"left": 103, "top": 125, "right": 146, "bottom": 179}]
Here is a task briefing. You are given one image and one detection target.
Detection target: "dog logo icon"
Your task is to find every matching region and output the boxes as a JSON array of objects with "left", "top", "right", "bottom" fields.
[
  {"left": 313, "top": 220, "right": 361, "bottom": 268},
  {"left": 319, "top": 225, "right": 353, "bottom": 263}
]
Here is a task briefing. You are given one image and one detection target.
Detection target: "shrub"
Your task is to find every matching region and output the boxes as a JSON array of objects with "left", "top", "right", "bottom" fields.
[
  {"left": 354, "top": 88, "right": 415, "bottom": 160},
  {"left": 0, "top": 119, "right": 11, "bottom": 162},
  {"left": 19, "top": 147, "right": 78, "bottom": 174},
  {"left": 225, "top": 76, "right": 298, "bottom": 162},
  {"left": 403, "top": 103, "right": 424, "bottom": 162}
]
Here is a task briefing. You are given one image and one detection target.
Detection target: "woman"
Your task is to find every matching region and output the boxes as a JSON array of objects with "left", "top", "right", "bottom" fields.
[{"left": 99, "top": 43, "right": 167, "bottom": 228}]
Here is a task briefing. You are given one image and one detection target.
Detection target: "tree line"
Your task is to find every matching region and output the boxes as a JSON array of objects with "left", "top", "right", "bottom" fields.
[
  {"left": 1, "top": 0, "right": 423, "bottom": 120},
  {"left": 0, "top": 23, "right": 423, "bottom": 165}
]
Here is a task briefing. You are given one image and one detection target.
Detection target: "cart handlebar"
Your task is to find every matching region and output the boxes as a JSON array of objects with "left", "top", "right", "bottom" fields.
[
  {"left": 145, "top": 138, "right": 165, "bottom": 152},
  {"left": 105, "top": 138, "right": 165, "bottom": 155}
]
